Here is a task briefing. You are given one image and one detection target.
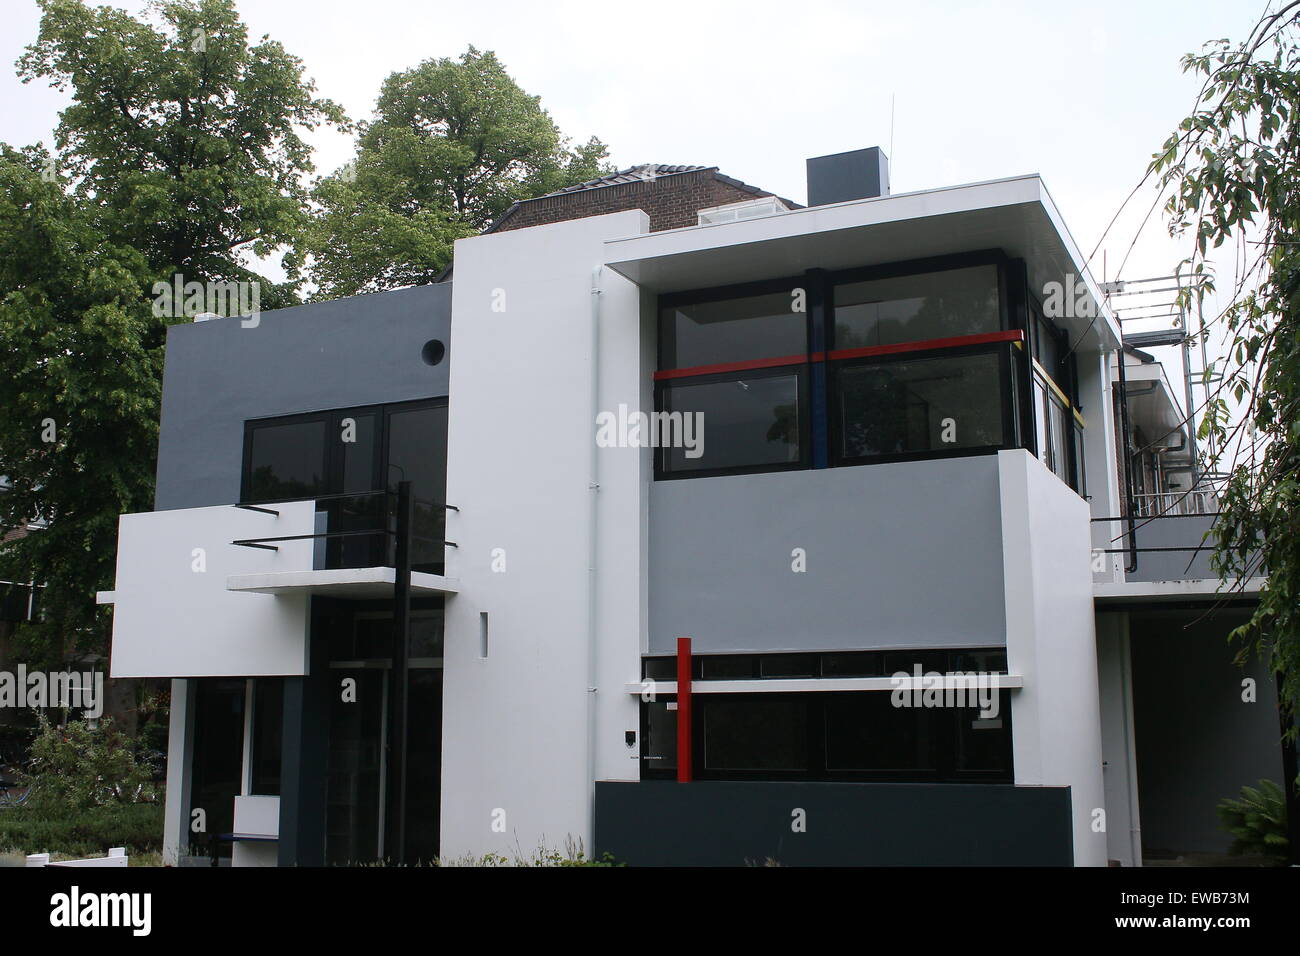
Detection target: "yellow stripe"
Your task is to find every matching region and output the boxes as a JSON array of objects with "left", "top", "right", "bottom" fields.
[{"left": 1033, "top": 360, "right": 1087, "bottom": 429}]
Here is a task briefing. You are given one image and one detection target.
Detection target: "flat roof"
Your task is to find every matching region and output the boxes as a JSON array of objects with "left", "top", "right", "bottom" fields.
[{"left": 603, "top": 174, "right": 1122, "bottom": 352}]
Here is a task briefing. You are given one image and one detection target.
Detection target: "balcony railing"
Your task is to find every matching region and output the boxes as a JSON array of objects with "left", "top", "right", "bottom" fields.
[
  {"left": 232, "top": 489, "right": 456, "bottom": 575},
  {"left": 1131, "top": 488, "right": 1219, "bottom": 518}
]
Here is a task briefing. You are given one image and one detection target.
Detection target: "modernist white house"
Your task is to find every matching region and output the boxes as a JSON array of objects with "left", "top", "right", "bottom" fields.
[{"left": 99, "top": 148, "right": 1288, "bottom": 866}]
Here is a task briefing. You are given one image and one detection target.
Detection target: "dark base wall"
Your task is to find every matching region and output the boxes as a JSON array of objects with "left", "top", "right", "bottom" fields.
[
  {"left": 1129, "top": 611, "right": 1285, "bottom": 855},
  {"left": 594, "top": 780, "right": 1073, "bottom": 866}
]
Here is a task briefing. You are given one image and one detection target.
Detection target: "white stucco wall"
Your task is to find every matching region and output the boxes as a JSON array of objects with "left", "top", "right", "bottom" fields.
[
  {"left": 1000, "top": 448, "right": 1107, "bottom": 866},
  {"left": 108, "top": 502, "right": 314, "bottom": 678},
  {"left": 440, "top": 211, "right": 648, "bottom": 860},
  {"left": 1096, "top": 612, "right": 1142, "bottom": 866}
]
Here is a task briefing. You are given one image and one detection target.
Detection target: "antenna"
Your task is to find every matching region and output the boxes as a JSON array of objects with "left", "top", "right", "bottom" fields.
[{"left": 889, "top": 93, "right": 896, "bottom": 181}]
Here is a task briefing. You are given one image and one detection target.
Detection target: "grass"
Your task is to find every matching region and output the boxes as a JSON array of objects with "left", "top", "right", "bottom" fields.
[{"left": 0, "top": 802, "right": 164, "bottom": 861}]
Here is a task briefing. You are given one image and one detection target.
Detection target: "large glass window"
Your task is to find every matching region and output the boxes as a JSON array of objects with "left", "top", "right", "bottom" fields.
[
  {"left": 834, "top": 350, "right": 1006, "bottom": 460},
  {"left": 660, "top": 290, "right": 807, "bottom": 369},
  {"left": 241, "top": 400, "right": 448, "bottom": 572},
  {"left": 245, "top": 418, "right": 328, "bottom": 501},
  {"left": 386, "top": 404, "right": 448, "bottom": 573},
  {"left": 655, "top": 257, "right": 1023, "bottom": 481},
  {"left": 833, "top": 265, "right": 999, "bottom": 349},
  {"left": 659, "top": 370, "right": 805, "bottom": 475},
  {"left": 249, "top": 678, "right": 283, "bottom": 796},
  {"left": 640, "top": 650, "right": 1013, "bottom": 783}
]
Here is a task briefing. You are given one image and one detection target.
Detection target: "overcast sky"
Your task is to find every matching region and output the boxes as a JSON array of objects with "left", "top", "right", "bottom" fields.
[{"left": 0, "top": 0, "right": 1274, "bottom": 369}]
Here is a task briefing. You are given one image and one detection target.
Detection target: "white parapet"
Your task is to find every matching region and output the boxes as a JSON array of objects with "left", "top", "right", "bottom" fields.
[{"left": 105, "top": 502, "right": 316, "bottom": 678}]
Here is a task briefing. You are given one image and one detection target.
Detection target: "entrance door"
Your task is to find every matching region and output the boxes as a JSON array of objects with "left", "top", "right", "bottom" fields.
[
  {"left": 323, "top": 609, "right": 443, "bottom": 865},
  {"left": 325, "top": 667, "right": 385, "bottom": 865}
]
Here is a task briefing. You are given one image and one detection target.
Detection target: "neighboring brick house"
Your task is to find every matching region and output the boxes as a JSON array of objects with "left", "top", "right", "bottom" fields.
[{"left": 486, "top": 164, "right": 801, "bottom": 234}]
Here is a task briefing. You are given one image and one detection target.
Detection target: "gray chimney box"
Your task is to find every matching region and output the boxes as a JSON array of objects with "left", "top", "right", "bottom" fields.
[{"left": 806, "top": 147, "right": 890, "bottom": 206}]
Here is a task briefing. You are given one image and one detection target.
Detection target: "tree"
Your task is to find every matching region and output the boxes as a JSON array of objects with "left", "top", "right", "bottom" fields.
[
  {"left": 17, "top": 0, "right": 344, "bottom": 295},
  {"left": 0, "top": 145, "right": 157, "bottom": 666},
  {"left": 308, "top": 46, "right": 611, "bottom": 298},
  {"left": 1151, "top": 5, "right": 1300, "bottom": 724},
  {"left": 2, "top": 0, "right": 345, "bottom": 664}
]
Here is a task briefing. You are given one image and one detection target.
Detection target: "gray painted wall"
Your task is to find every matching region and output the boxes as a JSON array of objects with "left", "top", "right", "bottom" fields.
[
  {"left": 154, "top": 283, "right": 452, "bottom": 511},
  {"left": 648, "top": 456, "right": 1006, "bottom": 653},
  {"left": 1129, "top": 514, "right": 1216, "bottom": 581},
  {"left": 1129, "top": 610, "right": 1284, "bottom": 855}
]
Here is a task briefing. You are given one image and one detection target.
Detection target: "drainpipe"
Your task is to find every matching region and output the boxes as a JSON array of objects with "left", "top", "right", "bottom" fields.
[
  {"left": 1115, "top": 349, "right": 1138, "bottom": 573},
  {"left": 585, "top": 266, "right": 602, "bottom": 851}
]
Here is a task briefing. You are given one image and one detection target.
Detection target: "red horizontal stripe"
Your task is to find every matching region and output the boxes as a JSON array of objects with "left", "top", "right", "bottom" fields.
[
  {"left": 653, "top": 352, "right": 822, "bottom": 381},
  {"left": 827, "top": 329, "right": 1023, "bottom": 362},
  {"left": 654, "top": 330, "right": 1024, "bottom": 381}
]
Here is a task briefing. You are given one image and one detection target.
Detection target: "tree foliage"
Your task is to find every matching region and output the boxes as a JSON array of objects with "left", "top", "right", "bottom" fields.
[
  {"left": 2, "top": 0, "right": 342, "bottom": 663},
  {"left": 1151, "top": 4, "right": 1300, "bottom": 721},
  {"left": 309, "top": 46, "right": 611, "bottom": 297},
  {"left": 18, "top": 0, "right": 344, "bottom": 289},
  {"left": 0, "top": 145, "right": 158, "bottom": 664}
]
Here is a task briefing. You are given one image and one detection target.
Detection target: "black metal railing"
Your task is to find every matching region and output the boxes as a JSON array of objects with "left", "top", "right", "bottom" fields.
[{"left": 232, "top": 488, "right": 457, "bottom": 574}]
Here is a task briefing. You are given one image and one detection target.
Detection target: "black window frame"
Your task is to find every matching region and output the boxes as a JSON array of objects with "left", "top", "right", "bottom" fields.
[
  {"left": 653, "top": 250, "right": 1036, "bottom": 482},
  {"left": 638, "top": 649, "right": 1014, "bottom": 784},
  {"left": 653, "top": 363, "right": 813, "bottom": 480},
  {"left": 240, "top": 397, "right": 448, "bottom": 570},
  {"left": 826, "top": 340, "right": 1019, "bottom": 468}
]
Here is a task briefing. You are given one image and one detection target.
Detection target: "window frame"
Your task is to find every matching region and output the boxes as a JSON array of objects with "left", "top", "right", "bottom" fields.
[
  {"left": 653, "top": 250, "right": 1029, "bottom": 481},
  {"left": 827, "top": 340, "right": 1019, "bottom": 469},
  {"left": 653, "top": 363, "right": 813, "bottom": 480}
]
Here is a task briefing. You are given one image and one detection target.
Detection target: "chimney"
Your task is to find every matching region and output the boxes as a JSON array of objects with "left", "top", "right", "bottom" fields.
[{"left": 806, "top": 146, "right": 890, "bottom": 206}]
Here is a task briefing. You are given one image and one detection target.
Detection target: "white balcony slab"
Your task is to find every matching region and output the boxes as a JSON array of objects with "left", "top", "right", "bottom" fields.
[
  {"left": 227, "top": 566, "right": 459, "bottom": 598},
  {"left": 1093, "top": 577, "right": 1266, "bottom": 605}
]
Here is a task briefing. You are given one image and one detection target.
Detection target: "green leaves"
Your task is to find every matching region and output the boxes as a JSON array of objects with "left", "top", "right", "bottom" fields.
[
  {"left": 3, "top": 1, "right": 342, "bottom": 664},
  {"left": 18, "top": 0, "right": 345, "bottom": 285},
  {"left": 1216, "top": 778, "right": 1290, "bottom": 862},
  {"left": 1160, "top": 17, "right": 1300, "bottom": 724},
  {"left": 307, "top": 47, "right": 612, "bottom": 298}
]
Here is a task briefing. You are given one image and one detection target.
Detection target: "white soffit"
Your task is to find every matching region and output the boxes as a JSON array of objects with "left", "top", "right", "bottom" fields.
[
  {"left": 227, "top": 566, "right": 459, "bottom": 599},
  {"left": 604, "top": 175, "right": 1121, "bottom": 351}
]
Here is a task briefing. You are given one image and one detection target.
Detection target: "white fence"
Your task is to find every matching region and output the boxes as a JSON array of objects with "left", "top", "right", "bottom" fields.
[{"left": 26, "top": 847, "right": 128, "bottom": 867}]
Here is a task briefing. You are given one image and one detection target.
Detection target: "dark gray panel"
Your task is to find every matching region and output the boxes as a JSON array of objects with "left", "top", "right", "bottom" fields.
[
  {"left": 155, "top": 284, "right": 452, "bottom": 511},
  {"left": 1129, "top": 515, "right": 1216, "bottom": 581},
  {"left": 594, "top": 780, "right": 1073, "bottom": 866},
  {"left": 1129, "top": 611, "right": 1284, "bottom": 855},
  {"left": 806, "top": 146, "right": 890, "bottom": 206},
  {"left": 648, "top": 457, "right": 1006, "bottom": 653}
]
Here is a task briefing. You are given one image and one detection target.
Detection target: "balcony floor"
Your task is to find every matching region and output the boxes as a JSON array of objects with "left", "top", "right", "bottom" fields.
[{"left": 226, "top": 567, "right": 458, "bottom": 599}]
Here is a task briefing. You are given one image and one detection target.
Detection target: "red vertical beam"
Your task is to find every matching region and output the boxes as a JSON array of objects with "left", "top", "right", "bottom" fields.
[{"left": 676, "top": 636, "right": 693, "bottom": 782}]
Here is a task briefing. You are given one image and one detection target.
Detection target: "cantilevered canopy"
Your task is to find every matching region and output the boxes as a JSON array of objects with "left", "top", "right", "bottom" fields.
[{"left": 603, "top": 174, "right": 1121, "bottom": 353}]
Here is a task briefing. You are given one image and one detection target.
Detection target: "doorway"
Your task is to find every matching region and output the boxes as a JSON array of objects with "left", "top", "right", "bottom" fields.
[{"left": 323, "top": 607, "right": 443, "bottom": 865}]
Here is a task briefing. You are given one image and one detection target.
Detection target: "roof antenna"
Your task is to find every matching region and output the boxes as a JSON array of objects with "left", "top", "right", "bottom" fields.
[{"left": 889, "top": 93, "right": 896, "bottom": 184}]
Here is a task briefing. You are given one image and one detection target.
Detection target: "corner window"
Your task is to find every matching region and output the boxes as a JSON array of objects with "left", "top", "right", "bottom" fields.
[
  {"left": 655, "top": 255, "right": 1020, "bottom": 481},
  {"left": 833, "top": 264, "right": 1000, "bottom": 348},
  {"left": 660, "top": 290, "right": 807, "bottom": 369},
  {"left": 834, "top": 349, "right": 1007, "bottom": 461}
]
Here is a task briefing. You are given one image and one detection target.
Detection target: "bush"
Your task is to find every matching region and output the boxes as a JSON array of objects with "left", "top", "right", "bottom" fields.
[
  {"left": 0, "top": 802, "right": 164, "bottom": 858},
  {"left": 1216, "top": 778, "right": 1289, "bottom": 863},
  {"left": 24, "top": 713, "right": 158, "bottom": 810}
]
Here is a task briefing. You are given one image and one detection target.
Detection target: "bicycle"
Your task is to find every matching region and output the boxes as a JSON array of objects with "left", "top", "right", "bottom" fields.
[{"left": 0, "top": 766, "right": 31, "bottom": 808}]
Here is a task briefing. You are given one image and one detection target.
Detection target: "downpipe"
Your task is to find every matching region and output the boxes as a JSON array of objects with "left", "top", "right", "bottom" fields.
[{"left": 584, "top": 266, "right": 602, "bottom": 854}]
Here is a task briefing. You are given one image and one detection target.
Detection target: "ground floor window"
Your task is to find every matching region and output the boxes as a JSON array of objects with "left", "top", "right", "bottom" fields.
[{"left": 640, "top": 649, "right": 1013, "bottom": 783}]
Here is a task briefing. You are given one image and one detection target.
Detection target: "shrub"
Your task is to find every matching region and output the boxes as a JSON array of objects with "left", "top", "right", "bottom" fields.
[
  {"left": 0, "top": 802, "right": 164, "bottom": 858},
  {"left": 23, "top": 713, "right": 158, "bottom": 810},
  {"left": 1216, "top": 778, "right": 1289, "bottom": 863}
]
